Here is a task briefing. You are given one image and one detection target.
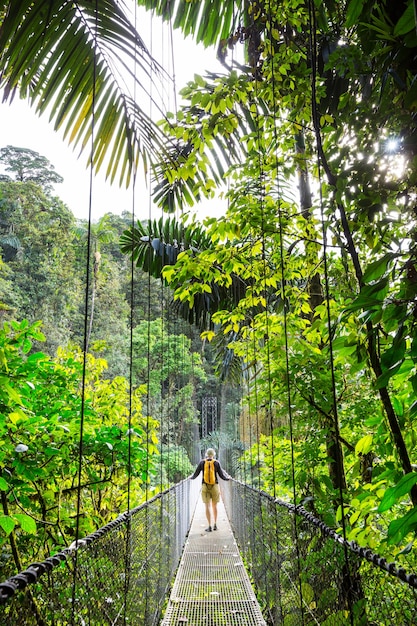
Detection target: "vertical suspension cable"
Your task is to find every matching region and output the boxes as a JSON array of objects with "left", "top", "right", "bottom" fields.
[
  {"left": 248, "top": 22, "right": 277, "bottom": 497},
  {"left": 257, "top": 80, "right": 283, "bottom": 622},
  {"left": 263, "top": 4, "right": 286, "bottom": 620},
  {"left": 122, "top": 0, "right": 140, "bottom": 621},
  {"left": 244, "top": 344, "right": 255, "bottom": 486},
  {"left": 71, "top": 2, "right": 98, "bottom": 623},
  {"left": 307, "top": 1, "right": 354, "bottom": 622},
  {"left": 167, "top": 0, "right": 178, "bottom": 123},
  {"left": 243, "top": 56, "right": 271, "bottom": 601},
  {"left": 157, "top": 14, "right": 166, "bottom": 601},
  {"left": 190, "top": 342, "right": 196, "bottom": 465},
  {"left": 250, "top": 283, "right": 261, "bottom": 492},
  {"left": 126, "top": 0, "right": 140, "bottom": 520},
  {"left": 258, "top": 125, "right": 277, "bottom": 499},
  {"left": 264, "top": 0, "right": 304, "bottom": 621},
  {"left": 179, "top": 330, "right": 186, "bottom": 469},
  {"left": 159, "top": 0, "right": 175, "bottom": 494},
  {"left": 251, "top": 60, "right": 265, "bottom": 496},
  {"left": 275, "top": 107, "right": 306, "bottom": 626},
  {"left": 170, "top": 3, "right": 185, "bottom": 475},
  {"left": 145, "top": 2, "right": 154, "bottom": 502},
  {"left": 154, "top": 9, "right": 178, "bottom": 608},
  {"left": 160, "top": 270, "right": 166, "bottom": 489},
  {"left": 166, "top": 0, "right": 177, "bottom": 484},
  {"left": 158, "top": 9, "right": 166, "bottom": 492},
  {"left": 143, "top": 7, "right": 154, "bottom": 623}
]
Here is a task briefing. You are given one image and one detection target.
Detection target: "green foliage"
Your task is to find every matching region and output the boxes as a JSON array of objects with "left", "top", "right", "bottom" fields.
[
  {"left": 379, "top": 474, "right": 417, "bottom": 513},
  {"left": 132, "top": 318, "right": 206, "bottom": 456},
  {"left": 0, "top": 319, "right": 160, "bottom": 576},
  {"left": 75, "top": 213, "right": 123, "bottom": 353},
  {"left": 0, "top": 176, "right": 158, "bottom": 377},
  {"left": 0, "top": 178, "right": 81, "bottom": 354},
  {"left": 157, "top": 445, "right": 194, "bottom": 484}
]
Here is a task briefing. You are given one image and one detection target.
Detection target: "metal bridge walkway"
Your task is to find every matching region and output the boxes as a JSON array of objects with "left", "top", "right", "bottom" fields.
[{"left": 161, "top": 496, "right": 267, "bottom": 626}]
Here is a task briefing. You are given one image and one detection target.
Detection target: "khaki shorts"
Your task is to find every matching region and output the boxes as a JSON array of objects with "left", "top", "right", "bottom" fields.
[{"left": 201, "top": 483, "right": 220, "bottom": 504}]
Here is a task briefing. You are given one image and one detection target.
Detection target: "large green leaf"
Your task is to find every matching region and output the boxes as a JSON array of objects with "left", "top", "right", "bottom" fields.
[
  {"left": 345, "top": 278, "right": 389, "bottom": 313},
  {"left": 0, "top": 514, "right": 16, "bottom": 535},
  {"left": 345, "top": 0, "right": 365, "bottom": 29},
  {"left": 14, "top": 513, "right": 37, "bottom": 534},
  {"left": 0, "top": 0, "right": 167, "bottom": 186},
  {"left": 394, "top": 2, "right": 415, "bottom": 37},
  {"left": 378, "top": 473, "right": 417, "bottom": 513},
  {"left": 380, "top": 338, "right": 406, "bottom": 371},
  {"left": 362, "top": 253, "right": 397, "bottom": 284},
  {"left": 387, "top": 506, "right": 417, "bottom": 545}
]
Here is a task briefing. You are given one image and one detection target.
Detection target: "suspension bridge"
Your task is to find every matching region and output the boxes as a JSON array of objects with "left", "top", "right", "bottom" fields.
[
  {"left": 0, "top": 1, "right": 417, "bottom": 624},
  {"left": 1, "top": 477, "right": 416, "bottom": 625}
]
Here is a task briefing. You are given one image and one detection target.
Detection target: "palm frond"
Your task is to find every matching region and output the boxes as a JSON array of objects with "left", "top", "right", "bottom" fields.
[
  {"left": 120, "top": 215, "right": 211, "bottom": 278},
  {"left": 121, "top": 215, "right": 249, "bottom": 333},
  {"left": 0, "top": 233, "right": 20, "bottom": 250},
  {"left": 209, "top": 330, "right": 243, "bottom": 383},
  {"left": 0, "top": 0, "right": 169, "bottom": 186},
  {"left": 138, "top": 0, "right": 244, "bottom": 48}
]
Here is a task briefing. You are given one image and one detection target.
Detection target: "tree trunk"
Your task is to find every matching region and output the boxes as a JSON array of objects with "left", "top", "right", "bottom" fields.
[
  {"left": 313, "top": 122, "right": 417, "bottom": 506},
  {"left": 295, "top": 131, "right": 347, "bottom": 492}
]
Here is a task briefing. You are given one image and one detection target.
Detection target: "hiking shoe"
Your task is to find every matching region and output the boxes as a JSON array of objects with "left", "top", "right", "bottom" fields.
[
  {"left": 205, "top": 526, "right": 212, "bottom": 532},
  {"left": 213, "top": 524, "right": 218, "bottom": 531}
]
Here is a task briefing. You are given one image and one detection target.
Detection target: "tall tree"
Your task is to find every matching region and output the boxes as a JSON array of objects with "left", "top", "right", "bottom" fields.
[{"left": 0, "top": 145, "right": 63, "bottom": 192}]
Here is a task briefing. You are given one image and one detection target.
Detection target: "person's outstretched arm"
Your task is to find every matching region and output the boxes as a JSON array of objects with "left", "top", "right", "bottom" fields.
[
  {"left": 215, "top": 461, "right": 230, "bottom": 481},
  {"left": 191, "top": 460, "right": 203, "bottom": 479}
]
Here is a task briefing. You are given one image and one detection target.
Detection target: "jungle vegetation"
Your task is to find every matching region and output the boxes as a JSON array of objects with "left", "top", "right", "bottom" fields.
[
  {"left": 0, "top": 0, "right": 416, "bottom": 581},
  {"left": 123, "top": 0, "right": 417, "bottom": 562}
]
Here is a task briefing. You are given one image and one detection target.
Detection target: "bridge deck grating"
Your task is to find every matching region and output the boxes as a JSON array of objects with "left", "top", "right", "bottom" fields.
[{"left": 160, "top": 496, "right": 266, "bottom": 625}]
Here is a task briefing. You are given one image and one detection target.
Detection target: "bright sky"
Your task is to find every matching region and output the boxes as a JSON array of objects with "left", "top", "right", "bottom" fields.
[{"left": 0, "top": 7, "right": 227, "bottom": 222}]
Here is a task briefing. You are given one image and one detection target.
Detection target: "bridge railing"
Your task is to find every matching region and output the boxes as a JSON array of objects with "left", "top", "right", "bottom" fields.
[
  {"left": 0, "top": 478, "right": 200, "bottom": 626},
  {"left": 222, "top": 479, "right": 417, "bottom": 625}
]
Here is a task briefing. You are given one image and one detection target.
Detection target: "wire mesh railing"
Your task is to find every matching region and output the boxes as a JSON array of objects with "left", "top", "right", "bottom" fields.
[
  {"left": 0, "top": 478, "right": 200, "bottom": 625},
  {"left": 221, "top": 479, "right": 417, "bottom": 625},
  {"left": 3, "top": 476, "right": 416, "bottom": 625}
]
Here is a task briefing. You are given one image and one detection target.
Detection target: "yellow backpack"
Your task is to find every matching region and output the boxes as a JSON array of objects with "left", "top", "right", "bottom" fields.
[{"left": 204, "top": 459, "right": 216, "bottom": 485}]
